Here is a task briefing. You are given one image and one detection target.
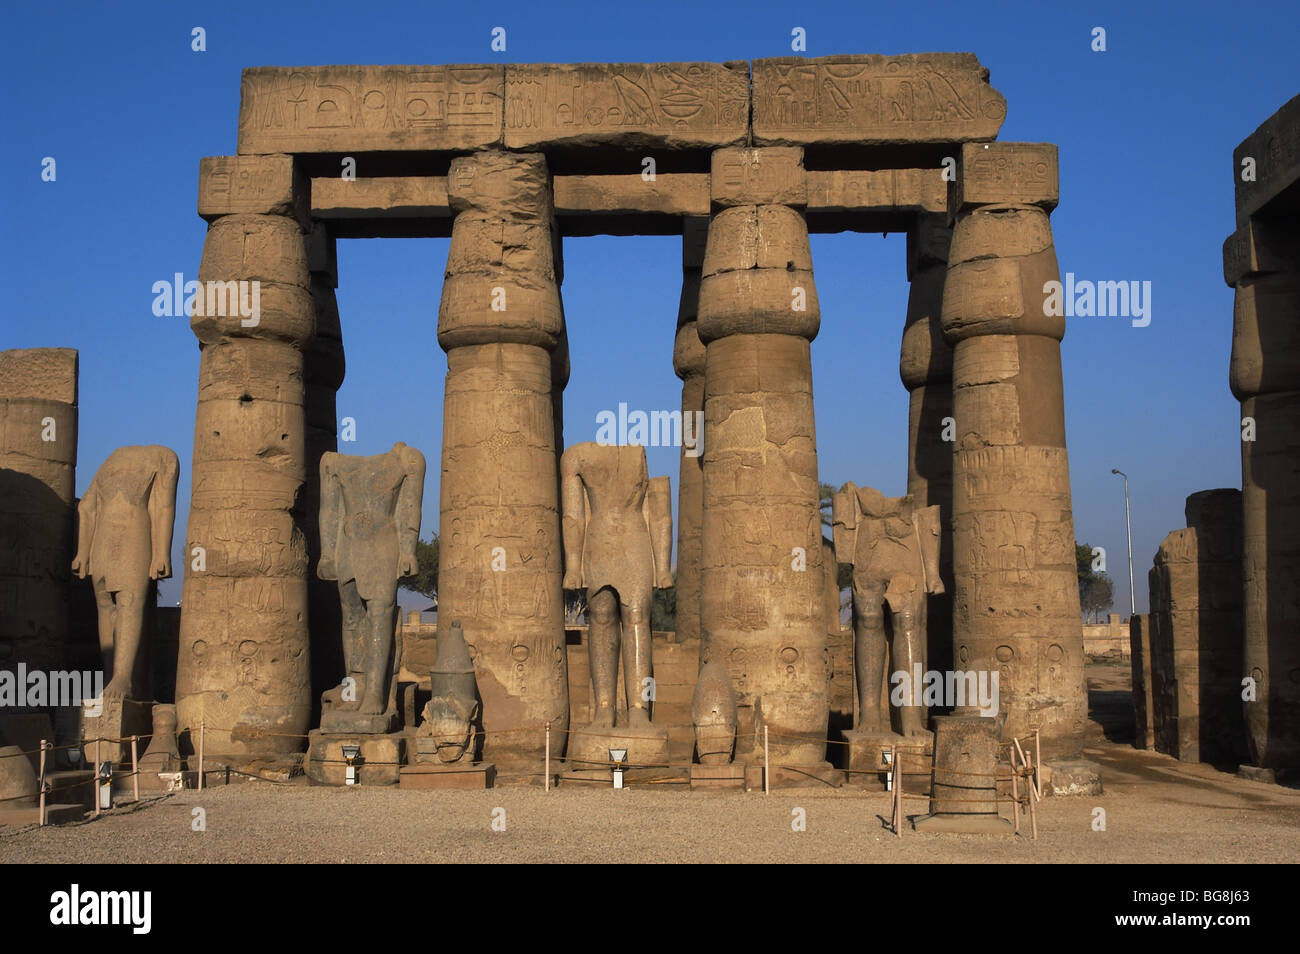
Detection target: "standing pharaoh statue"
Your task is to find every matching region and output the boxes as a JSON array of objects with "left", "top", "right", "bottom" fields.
[
  {"left": 561, "top": 443, "right": 672, "bottom": 728},
  {"left": 833, "top": 483, "right": 943, "bottom": 738},
  {"left": 72, "top": 445, "right": 179, "bottom": 700},
  {"left": 318, "top": 442, "right": 425, "bottom": 734}
]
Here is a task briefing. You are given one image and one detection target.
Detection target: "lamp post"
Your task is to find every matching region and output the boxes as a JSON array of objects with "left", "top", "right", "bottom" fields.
[{"left": 1111, "top": 469, "right": 1136, "bottom": 618}]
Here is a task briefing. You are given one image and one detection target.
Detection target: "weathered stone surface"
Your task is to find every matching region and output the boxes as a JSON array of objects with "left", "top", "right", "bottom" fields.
[
  {"left": 555, "top": 174, "right": 709, "bottom": 215},
  {"left": 0, "top": 348, "right": 78, "bottom": 704},
  {"left": 1129, "top": 614, "right": 1154, "bottom": 750},
  {"left": 1147, "top": 490, "right": 1244, "bottom": 765},
  {"left": 941, "top": 200, "right": 1086, "bottom": 760},
  {"left": 505, "top": 62, "right": 748, "bottom": 150},
  {"left": 1222, "top": 218, "right": 1300, "bottom": 286},
  {"left": 312, "top": 177, "right": 449, "bottom": 223},
  {"left": 914, "top": 715, "right": 1011, "bottom": 832},
  {"left": 436, "top": 152, "right": 568, "bottom": 770},
  {"left": 711, "top": 148, "right": 806, "bottom": 207},
  {"left": 199, "top": 156, "right": 308, "bottom": 226},
  {"left": 698, "top": 200, "right": 828, "bottom": 766},
  {"left": 808, "top": 169, "right": 946, "bottom": 214},
  {"left": 1047, "top": 758, "right": 1103, "bottom": 796},
  {"left": 306, "top": 731, "right": 405, "bottom": 785},
  {"left": 949, "top": 142, "right": 1059, "bottom": 214},
  {"left": 753, "top": 54, "right": 1006, "bottom": 146},
  {"left": 238, "top": 65, "right": 504, "bottom": 154},
  {"left": 692, "top": 661, "right": 738, "bottom": 764},
  {"left": 1233, "top": 92, "right": 1300, "bottom": 226}
]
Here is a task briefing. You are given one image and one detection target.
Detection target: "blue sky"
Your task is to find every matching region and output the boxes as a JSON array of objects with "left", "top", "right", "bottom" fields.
[{"left": 3, "top": 0, "right": 1296, "bottom": 613}]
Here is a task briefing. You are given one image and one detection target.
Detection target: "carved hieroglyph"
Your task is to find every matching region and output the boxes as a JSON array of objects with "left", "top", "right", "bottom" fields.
[
  {"left": 73, "top": 445, "right": 179, "bottom": 699},
  {"left": 561, "top": 443, "right": 672, "bottom": 727},
  {"left": 697, "top": 150, "right": 829, "bottom": 765},
  {"left": 436, "top": 151, "right": 568, "bottom": 767},
  {"left": 833, "top": 484, "right": 943, "bottom": 737},
  {"left": 238, "top": 66, "right": 505, "bottom": 155},
  {"left": 752, "top": 54, "right": 1006, "bottom": 146},
  {"left": 176, "top": 157, "right": 316, "bottom": 759},
  {"left": 940, "top": 143, "right": 1086, "bottom": 760},
  {"left": 317, "top": 442, "right": 424, "bottom": 734},
  {"left": 0, "top": 348, "right": 78, "bottom": 701},
  {"left": 505, "top": 62, "right": 748, "bottom": 150}
]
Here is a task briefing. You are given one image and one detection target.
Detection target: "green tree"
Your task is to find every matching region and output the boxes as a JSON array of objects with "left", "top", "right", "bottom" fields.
[
  {"left": 399, "top": 534, "right": 439, "bottom": 602},
  {"left": 1075, "top": 540, "right": 1115, "bottom": 622}
]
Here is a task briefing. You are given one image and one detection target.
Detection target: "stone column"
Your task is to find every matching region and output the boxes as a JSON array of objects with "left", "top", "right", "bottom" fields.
[
  {"left": 673, "top": 216, "right": 709, "bottom": 647},
  {"left": 698, "top": 147, "right": 828, "bottom": 767},
  {"left": 1129, "top": 613, "right": 1154, "bottom": 750},
  {"left": 177, "top": 155, "right": 315, "bottom": 760},
  {"left": 1225, "top": 217, "right": 1300, "bottom": 774},
  {"left": 941, "top": 143, "right": 1088, "bottom": 763},
  {"left": 899, "top": 212, "right": 955, "bottom": 680},
  {"left": 436, "top": 152, "right": 568, "bottom": 769},
  {"left": 303, "top": 223, "right": 345, "bottom": 725},
  {"left": 0, "top": 348, "right": 77, "bottom": 737}
]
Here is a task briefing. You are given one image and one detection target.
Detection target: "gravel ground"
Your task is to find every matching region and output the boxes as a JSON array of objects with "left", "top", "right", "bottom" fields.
[{"left": 4, "top": 664, "right": 1298, "bottom": 864}]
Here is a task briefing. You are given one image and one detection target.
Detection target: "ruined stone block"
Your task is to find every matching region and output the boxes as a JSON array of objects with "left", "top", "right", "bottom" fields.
[
  {"left": 1233, "top": 92, "right": 1300, "bottom": 226},
  {"left": 238, "top": 65, "right": 505, "bottom": 154},
  {"left": 949, "top": 142, "right": 1059, "bottom": 214},
  {"left": 504, "top": 62, "right": 748, "bottom": 150},
  {"left": 198, "top": 156, "right": 308, "bottom": 226},
  {"left": 753, "top": 54, "right": 1006, "bottom": 146},
  {"left": 710, "top": 147, "right": 806, "bottom": 207}
]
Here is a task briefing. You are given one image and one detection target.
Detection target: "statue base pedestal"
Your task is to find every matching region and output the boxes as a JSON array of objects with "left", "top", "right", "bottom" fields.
[
  {"left": 0, "top": 803, "right": 84, "bottom": 826},
  {"left": 690, "top": 762, "right": 745, "bottom": 790},
  {"left": 842, "top": 729, "right": 933, "bottom": 793},
  {"left": 913, "top": 812, "right": 1013, "bottom": 834},
  {"left": 567, "top": 724, "right": 671, "bottom": 771},
  {"left": 743, "top": 761, "right": 841, "bottom": 791},
  {"left": 319, "top": 710, "right": 399, "bottom": 735},
  {"left": 306, "top": 731, "right": 405, "bottom": 786},
  {"left": 399, "top": 762, "right": 496, "bottom": 790},
  {"left": 82, "top": 695, "right": 151, "bottom": 765}
]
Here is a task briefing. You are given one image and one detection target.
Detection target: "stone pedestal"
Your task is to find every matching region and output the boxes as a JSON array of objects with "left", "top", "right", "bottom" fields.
[
  {"left": 81, "top": 695, "right": 150, "bottom": 765},
  {"left": 690, "top": 762, "right": 744, "bottom": 789},
  {"left": 319, "top": 711, "right": 399, "bottom": 735},
  {"left": 399, "top": 762, "right": 496, "bottom": 789},
  {"left": 843, "top": 729, "right": 933, "bottom": 793},
  {"left": 914, "top": 715, "right": 1011, "bottom": 833},
  {"left": 306, "top": 731, "right": 405, "bottom": 786},
  {"left": 567, "top": 724, "right": 670, "bottom": 771}
]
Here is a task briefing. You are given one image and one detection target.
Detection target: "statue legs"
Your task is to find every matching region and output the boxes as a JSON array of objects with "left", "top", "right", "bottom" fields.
[
  {"left": 93, "top": 579, "right": 144, "bottom": 698},
  {"left": 621, "top": 595, "right": 653, "bottom": 727},
  {"left": 852, "top": 582, "right": 888, "bottom": 733},
  {"left": 588, "top": 587, "right": 620, "bottom": 728},
  {"left": 885, "top": 573, "right": 927, "bottom": 735}
]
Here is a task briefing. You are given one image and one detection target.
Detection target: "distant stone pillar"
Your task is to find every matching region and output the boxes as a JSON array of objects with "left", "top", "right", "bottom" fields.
[
  {"left": 941, "top": 143, "right": 1087, "bottom": 762},
  {"left": 304, "top": 223, "right": 345, "bottom": 723},
  {"left": 0, "top": 348, "right": 78, "bottom": 734},
  {"left": 899, "top": 212, "right": 955, "bottom": 679},
  {"left": 436, "top": 152, "right": 568, "bottom": 769},
  {"left": 673, "top": 217, "right": 709, "bottom": 647},
  {"left": 177, "top": 155, "right": 315, "bottom": 759},
  {"left": 698, "top": 147, "right": 828, "bottom": 766},
  {"left": 1224, "top": 216, "right": 1300, "bottom": 773},
  {"left": 1129, "top": 613, "right": 1154, "bottom": 750},
  {"left": 1149, "top": 490, "right": 1245, "bottom": 763}
]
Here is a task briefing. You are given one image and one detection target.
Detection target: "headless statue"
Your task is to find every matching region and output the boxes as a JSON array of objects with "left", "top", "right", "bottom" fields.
[
  {"left": 318, "top": 442, "right": 425, "bottom": 732},
  {"left": 832, "top": 483, "right": 943, "bottom": 737},
  {"left": 72, "top": 445, "right": 179, "bottom": 699},
  {"left": 561, "top": 443, "right": 672, "bottom": 728}
]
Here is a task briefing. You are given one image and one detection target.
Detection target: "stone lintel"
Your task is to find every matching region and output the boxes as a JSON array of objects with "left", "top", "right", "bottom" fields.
[
  {"left": 950, "top": 142, "right": 1059, "bottom": 216},
  {"left": 710, "top": 147, "right": 806, "bottom": 207},
  {"left": 1223, "top": 217, "right": 1300, "bottom": 286},
  {"left": 198, "top": 155, "right": 309, "bottom": 226},
  {"left": 1233, "top": 93, "right": 1300, "bottom": 227},
  {"left": 753, "top": 54, "right": 1006, "bottom": 146}
]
